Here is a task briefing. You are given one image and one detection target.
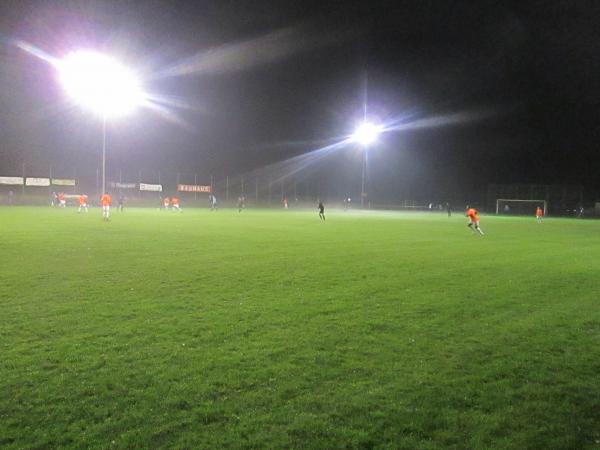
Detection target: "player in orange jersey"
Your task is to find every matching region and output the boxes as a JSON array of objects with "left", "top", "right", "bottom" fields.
[
  {"left": 466, "top": 206, "right": 484, "bottom": 235},
  {"left": 536, "top": 206, "right": 544, "bottom": 223},
  {"left": 100, "top": 192, "right": 112, "bottom": 221},
  {"left": 58, "top": 192, "right": 67, "bottom": 208},
  {"left": 77, "top": 194, "right": 88, "bottom": 213},
  {"left": 171, "top": 196, "right": 182, "bottom": 212}
]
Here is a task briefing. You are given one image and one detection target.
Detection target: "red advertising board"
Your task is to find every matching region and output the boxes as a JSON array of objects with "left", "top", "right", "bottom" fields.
[{"left": 177, "top": 184, "right": 211, "bottom": 193}]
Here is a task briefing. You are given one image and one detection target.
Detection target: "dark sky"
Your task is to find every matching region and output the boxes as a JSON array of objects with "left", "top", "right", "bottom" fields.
[{"left": 1, "top": 0, "right": 600, "bottom": 202}]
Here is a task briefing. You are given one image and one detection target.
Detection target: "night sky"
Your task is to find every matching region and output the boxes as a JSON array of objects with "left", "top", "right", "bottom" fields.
[{"left": 1, "top": 0, "right": 599, "bottom": 202}]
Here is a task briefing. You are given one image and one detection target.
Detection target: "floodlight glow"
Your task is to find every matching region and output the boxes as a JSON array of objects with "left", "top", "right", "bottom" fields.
[
  {"left": 352, "top": 122, "right": 381, "bottom": 146},
  {"left": 58, "top": 51, "right": 143, "bottom": 117}
]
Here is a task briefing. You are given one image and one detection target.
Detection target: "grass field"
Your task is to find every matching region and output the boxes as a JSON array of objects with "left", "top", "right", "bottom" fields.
[{"left": 1, "top": 206, "right": 599, "bottom": 449}]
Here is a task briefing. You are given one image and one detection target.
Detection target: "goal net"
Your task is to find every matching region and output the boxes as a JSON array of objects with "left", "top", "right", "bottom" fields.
[{"left": 496, "top": 199, "right": 547, "bottom": 216}]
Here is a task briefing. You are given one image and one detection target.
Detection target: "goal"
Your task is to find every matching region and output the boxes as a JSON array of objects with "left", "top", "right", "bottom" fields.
[{"left": 496, "top": 199, "right": 547, "bottom": 216}]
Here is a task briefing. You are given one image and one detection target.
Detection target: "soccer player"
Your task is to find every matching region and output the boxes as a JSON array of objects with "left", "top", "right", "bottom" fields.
[
  {"left": 536, "top": 206, "right": 544, "bottom": 223},
  {"left": 466, "top": 206, "right": 483, "bottom": 235},
  {"left": 100, "top": 192, "right": 111, "bottom": 221},
  {"left": 163, "top": 196, "right": 170, "bottom": 210},
  {"left": 238, "top": 196, "right": 245, "bottom": 212},
  {"left": 210, "top": 194, "right": 218, "bottom": 211},
  {"left": 446, "top": 202, "right": 452, "bottom": 217},
  {"left": 58, "top": 192, "right": 67, "bottom": 208},
  {"left": 318, "top": 201, "right": 325, "bottom": 221},
  {"left": 171, "top": 196, "right": 182, "bottom": 212},
  {"left": 77, "top": 194, "right": 88, "bottom": 213},
  {"left": 118, "top": 194, "right": 125, "bottom": 212}
]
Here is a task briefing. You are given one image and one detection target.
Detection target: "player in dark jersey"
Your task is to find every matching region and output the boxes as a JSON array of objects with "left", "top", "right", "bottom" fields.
[{"left": 318, "top": 201, "right": 325, "bottom": 221}]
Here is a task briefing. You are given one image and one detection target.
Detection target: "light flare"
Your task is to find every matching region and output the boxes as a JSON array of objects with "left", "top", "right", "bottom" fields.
[
  {"left": 157, "top": 25, "right": 354, "bottom": 79},
  {"left": 15, "top": 40, "right": 58, "bottom": 65}
]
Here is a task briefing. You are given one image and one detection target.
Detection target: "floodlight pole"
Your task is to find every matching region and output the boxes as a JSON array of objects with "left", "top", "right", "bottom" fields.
[
  {"left": 101, "top": 115, "right": 107, "bottom": 195},
  {"left": 360, "top": 146, "right": 368, "bottom": 208}
]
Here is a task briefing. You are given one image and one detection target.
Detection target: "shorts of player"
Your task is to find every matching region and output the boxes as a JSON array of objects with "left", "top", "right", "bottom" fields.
[
  {"left": 60, "top": 200, "right": 66, "bottom": 206},
  {"left": 80, "top": 203, "right": 87, "bottom": 208},
  {"left": 469, "top": 219, "right": 479, "bottom": 227},
  {"left": 102, "top": 205, "right": 110, "bottom": 213}
]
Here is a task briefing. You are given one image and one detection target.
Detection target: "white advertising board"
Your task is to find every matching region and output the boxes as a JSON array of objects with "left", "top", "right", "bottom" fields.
[
  {"left": 52, "top": 179, "right": 76, "bottom": 186},
  {"left": 26, "top": 177, "right": 51, "bottom": 187},
  {"left": 0, "top": 176, "right": 24, "bottom": 185},
  {"left": 139, "top": 183, "right": 163, "bottom": 192}
]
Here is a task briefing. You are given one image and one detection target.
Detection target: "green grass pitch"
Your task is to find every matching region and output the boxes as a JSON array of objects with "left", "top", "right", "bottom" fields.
[{"left": 1, "top": 206, "right": 599, "bottom": 449}]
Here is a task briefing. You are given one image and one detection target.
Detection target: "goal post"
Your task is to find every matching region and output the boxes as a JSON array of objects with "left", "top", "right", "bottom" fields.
[{"left": 496, "top": 199, "right": 547, "bottom": 216}]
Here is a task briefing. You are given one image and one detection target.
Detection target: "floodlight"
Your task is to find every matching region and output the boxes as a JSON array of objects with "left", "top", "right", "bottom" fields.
[
  {"left": 58, "top": 51, "right": 143, "bottom": 117},
  {"left": 352, "top": 122, "right": 381, "bottom": 146}
]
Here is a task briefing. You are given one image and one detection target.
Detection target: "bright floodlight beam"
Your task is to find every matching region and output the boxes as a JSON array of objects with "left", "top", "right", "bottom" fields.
[
  {"left": 57, "top": 51, "right": 144, "bottom": 195},
  {"left": 352, "top": 122, "right": 381, "bottom": 146}
]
